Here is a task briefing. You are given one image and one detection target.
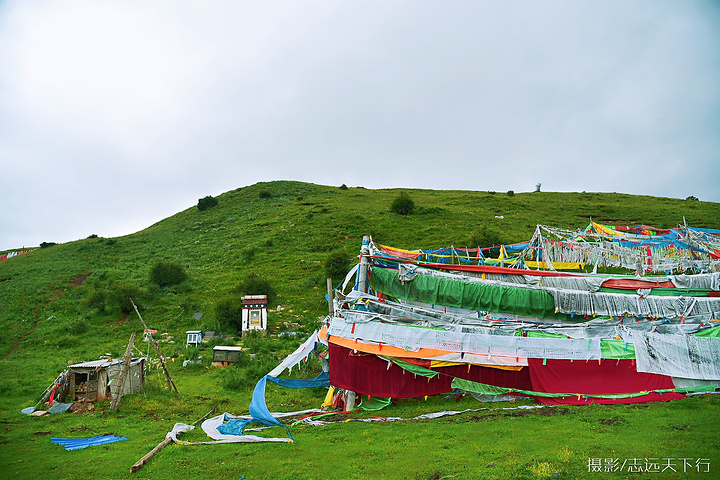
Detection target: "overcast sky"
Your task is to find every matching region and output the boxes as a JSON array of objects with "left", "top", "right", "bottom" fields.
[{"left": 1, "top": 1, "right": 718, "bottom": 251}]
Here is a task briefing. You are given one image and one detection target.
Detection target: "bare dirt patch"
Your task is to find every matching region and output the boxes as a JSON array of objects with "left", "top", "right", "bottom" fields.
[
  {"left": 600, "top": 418, "right": 625, "bottom": 426},
  {"left": 69, "top": 273, "right": 91, "bottom": 287}
]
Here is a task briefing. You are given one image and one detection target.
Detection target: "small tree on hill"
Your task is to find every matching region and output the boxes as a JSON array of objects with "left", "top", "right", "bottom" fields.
[
  {"left": 197, "top": 195, "right": 218, "bottom": 211},
  {"left": 109, "top": 283, "right": 143, "bottom": 314},
  {"left": 469, "top": 225, "right": 505, "bottom": 248},
  {"left": 215, "top": 296, "right": 244, "bottom": 333},
  {"left": 150, "top": 260, "right": 188, "bottom": 287},
  {"left": 234, "top": 272, "right": 276, "bottom": 306},
  {"left": 390, "top": 192, "right": 415, "bottom": 215}
]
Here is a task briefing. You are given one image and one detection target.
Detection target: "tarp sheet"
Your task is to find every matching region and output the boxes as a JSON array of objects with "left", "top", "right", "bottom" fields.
[{"left": 51, "top": 435, "right": 128, "bottom": 451}]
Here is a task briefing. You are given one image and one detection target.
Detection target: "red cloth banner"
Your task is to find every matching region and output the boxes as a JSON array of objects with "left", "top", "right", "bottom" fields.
[
  {"left": 328, "top": 342, "right": 532, "bottom": 399},
  {"left": 527, "top": 358, "right": 684, "bottom": 405}
]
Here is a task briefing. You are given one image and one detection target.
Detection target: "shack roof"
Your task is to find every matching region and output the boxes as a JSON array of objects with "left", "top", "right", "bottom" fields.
[
  {"left": 213, "top": 346, "right": 243, "bottom": 352},
  {"left": 69, "top": 357, "right": 145, "bottom": 370}
]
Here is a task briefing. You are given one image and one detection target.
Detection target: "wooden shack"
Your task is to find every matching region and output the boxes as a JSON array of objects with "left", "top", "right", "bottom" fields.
[
  {"left": 241, "top": 295, "right": 268, "bottom": 334},
  {"left": 212, "top": 346, "right": 243, "bottom": 366},
  {"left": 67, "top": 357, "right": 145, "bottom": 402}
]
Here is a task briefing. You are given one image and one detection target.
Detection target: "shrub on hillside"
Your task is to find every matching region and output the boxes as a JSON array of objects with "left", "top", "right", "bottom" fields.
[
  {"left": 241, "top": 247, "right": 256, "bottom": 264},
  {"left": 469, "top": 225, "right": 505, "bottom": 248},
  {"left": 108, "top": 283, "right": 143, "bottom": 314},
  {"left": 259, "top": 190, "right": 272, "bottom": 199},
  {"left": 325, "top": 250, "right": 352, "bottom": 283},
  {"left": 215, "top": 296, "right": 244, "bottom": 334},
  {"left": 390, "top": 192, "right": 415, "bottom": 215},
  {"left": 197, "top": 195, "right": 218, "bottom": 211},
  {"left": 68, "top": 318, "right": 90, "bottom": 335},
  {"left": 86, "top": 290, "right": 107, "bottom": 312},
  {"left": 40, "top": 242, "right": 57, "bottom": 248},
  {"left": 150, "top": 260, "right": 188, "bottom": 287},
  {"left": 234, "top": 272, "right": 276, "bottom": 305}
]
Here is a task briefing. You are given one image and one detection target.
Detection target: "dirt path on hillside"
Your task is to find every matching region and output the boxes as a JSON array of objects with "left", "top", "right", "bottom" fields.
[{"left": 2, "top": 310, "right": 40, "bottom": 361}]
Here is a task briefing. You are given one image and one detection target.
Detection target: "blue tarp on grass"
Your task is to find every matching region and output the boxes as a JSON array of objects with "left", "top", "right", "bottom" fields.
[{"left": 51, "top": 435, "right": 128, "bottom": 451}]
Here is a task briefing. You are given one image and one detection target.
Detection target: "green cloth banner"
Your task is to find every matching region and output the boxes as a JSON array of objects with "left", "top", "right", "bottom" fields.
[
  {"left": 370, "top": 266, "right": 559, "bottom": 318},
  {"left": 522, "top": 331, "right": 567, "bottom": 338},
  {"left": 359, "top": 396, "right": 393, "bottom": 411},
  {"left": 451, "top": 377, "right": 718, "bottom": 400},
  {"left": 696, "top": 325, "right": 720, "bottom": 337},
  {"left": 381, "top": 356, "right": 439, "bottom": 379},
  {"left": 600, "top": 339, "right": 636, "bottom": 359}
]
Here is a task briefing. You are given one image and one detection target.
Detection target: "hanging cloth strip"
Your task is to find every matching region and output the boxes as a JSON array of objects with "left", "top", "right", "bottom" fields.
[
  {"left": 451, "top": 377, "right": 716, "bottom": 403},
  {"left": 328, "top": 312, "right": 602, "bottom": 360},
  {"left": 631, "top": 330, "right": 720, "bottom": 380}
]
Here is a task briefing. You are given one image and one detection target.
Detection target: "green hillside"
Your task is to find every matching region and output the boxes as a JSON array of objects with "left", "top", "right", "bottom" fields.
[{"left": 1, "top": 181, "right": 719, "bottom": 479}]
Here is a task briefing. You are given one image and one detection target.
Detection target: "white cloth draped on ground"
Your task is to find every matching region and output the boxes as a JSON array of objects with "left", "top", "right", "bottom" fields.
[
  {"left": 198, "top": 413, "right": 298, "bottom": 444},
  {"left": 631, "top": 330, "right": 720, "bottom": 380}
]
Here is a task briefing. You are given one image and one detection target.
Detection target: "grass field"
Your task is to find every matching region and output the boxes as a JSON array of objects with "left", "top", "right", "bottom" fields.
[{"left": 1, "top": 181, "right": 719, "bottom": 479}]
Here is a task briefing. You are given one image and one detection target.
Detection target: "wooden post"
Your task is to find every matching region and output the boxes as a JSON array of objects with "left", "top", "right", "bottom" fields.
[
  {"left": 33, "top": 372, "right": 64, "bottom": 410},
  {"left": 130, "top": 407, "right": 216, "bottom": 473},
  {"left": 346, "top": 391, "right": 357, "bottom": 411},
  {"left": 130, "top": 299, "right": 179, "bottom": 394},
  {"left": 326, "top": 277, "right": 334, "bottom": 315},
  {"left": 111, "top": 332, "right": 136, "bottom": 411}
]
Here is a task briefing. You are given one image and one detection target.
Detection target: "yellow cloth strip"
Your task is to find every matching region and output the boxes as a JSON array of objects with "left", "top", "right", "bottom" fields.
[
  {"left": 525, "top": 261, "right": 585, "bottom": 270},
  {"left": 593, "top": 221, "right": 622, "bottom": 236},
  {"left": 429, "top": 360, "right": 524, "bottom": 372},
  {"left": 429, "top": 360, "right": 465, "bottom": 368}
]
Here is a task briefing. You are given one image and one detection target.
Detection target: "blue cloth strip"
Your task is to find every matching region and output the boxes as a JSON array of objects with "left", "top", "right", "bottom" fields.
[
  {"left": 242, "top": 372, "right": 331, "bottom": 441},
  {"left": 51, "top": 435, "right": 128, "bottom": 451}
]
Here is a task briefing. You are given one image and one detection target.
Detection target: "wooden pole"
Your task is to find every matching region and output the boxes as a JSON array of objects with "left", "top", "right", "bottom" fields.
[
  {"left": 110, "top": 332, "right": 136, "bottom": 411},
  {"left": 33, "top": 372, "right": 64, "bottom": 410},
  {"left": 130, "top": 407, "right": 216, "bottom": 474},
  {"left": 130, "top": 299, "right": 179, "bottom": 394}
]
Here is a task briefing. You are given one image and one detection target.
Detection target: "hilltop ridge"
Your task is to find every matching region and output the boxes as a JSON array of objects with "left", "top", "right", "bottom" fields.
[{"left": 1, "top": 181, "right": 719, "bottom": 362}]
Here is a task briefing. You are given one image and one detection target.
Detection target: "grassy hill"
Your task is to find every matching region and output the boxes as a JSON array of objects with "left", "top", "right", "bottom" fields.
[{"left": 1, "top": 181, "right": 719, "bottom": 479}]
